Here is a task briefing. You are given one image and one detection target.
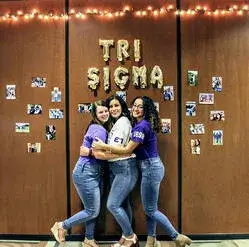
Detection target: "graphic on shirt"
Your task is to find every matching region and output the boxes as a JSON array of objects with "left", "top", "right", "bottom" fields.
[
  {"left": 133, "top": 131, "right": 145, "bottom": 140},
  {"left": 113, "top": 136, "right": 124, "bottom": 144}
]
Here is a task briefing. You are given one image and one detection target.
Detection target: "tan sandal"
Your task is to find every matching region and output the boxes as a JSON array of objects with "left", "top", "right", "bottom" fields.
[
  {"left": 51, "top": 222, "right": 67, "bottom": 243},
  {"left": 82, "top": 237, "right": 99, "bottom": 247},
  {"left": 175, "top": 234, "right": 192, "bottom": 247},
  {"left": 145, "top": 236, "right": 161, "bottom": 247},
  {"left": 110, "top": 236, "right": 125, "bottom": 247},
  {"left": 121, "top": 234, "right": 139, "bottom": 247}
]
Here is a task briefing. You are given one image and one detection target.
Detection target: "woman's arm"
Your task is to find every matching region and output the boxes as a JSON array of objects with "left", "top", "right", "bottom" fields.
[
  {"left": 80, "top": 145, "right": 130, "bottom": 160},
  {"left": 92, "top": 138, "right": 139, "bottom": 155},
  {"left": 80, "top": 146, "right": 91, "bottom": 156}
]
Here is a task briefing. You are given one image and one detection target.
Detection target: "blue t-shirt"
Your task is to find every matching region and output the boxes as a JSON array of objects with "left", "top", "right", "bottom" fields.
[
  {"left": 78, "top": 124, "right": 108, "bottom": 164},
  {"left": 131, "top": 119, "right": 158, "bottom": 160}
]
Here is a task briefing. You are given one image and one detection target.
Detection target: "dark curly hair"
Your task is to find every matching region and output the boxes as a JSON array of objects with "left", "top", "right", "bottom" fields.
[
  {"left": 106, "top": 95, "right": 131, "bottom": 124},
  {"left": 131, "top": 96, "right": 161, "bottom": 133}
]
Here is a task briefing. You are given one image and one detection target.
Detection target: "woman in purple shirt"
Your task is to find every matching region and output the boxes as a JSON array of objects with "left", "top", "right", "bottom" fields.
[
  {"left": 92, "top": 96, "right": 192, "bottom": 247},
  {"left": 51, "top": 100, "right": 110, "bottom": 247}
]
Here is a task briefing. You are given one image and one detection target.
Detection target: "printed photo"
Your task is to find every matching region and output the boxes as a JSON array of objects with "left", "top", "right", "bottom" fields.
[
  {"left": 153, "top": 102, "right": 159, "bottom": 112},
  {"left": 78, "top": 103, "right": 91, "bottom": 113},
  {"left": 27, "top": 142, "right": 41, "bottom": 153},
  {"left": 46, "top": 125, "right": 56, "bottom": 140},
  {"left": 6, "top": 85, "right": 16, "bottom": 99},
  {"left": 212, "top": 76, "right": 222, "bottom": 92},
  {"left": 51, "top": 87, "right": 62, "bottom": 102},
  {"left": 15, "top": 123, "right": 30, "bottom": 133},
  {"left": 191, "top": 139, "right": 201, "bottom": 155},
  {"left": 161, "top": 118, "right": 171, "bottom": 134},
  {"left": 49, "top": 109, "right": 64, "bottom": 119},
  {"left": 27, "top": 104, "right": 42, "bottom": 115},
  {"left": 31, "top": 77, "right": 46, "bottom": 87},
  {"left": 199, "top": 93, "right": 214, "bottom": 105},
  {"left": 187, "top": 70, "right": 198, "bottom": 86},
  {"left": 189, "top": 123, "right": 205, "bottom": 135},
  {"left": 163, "top": 86, "right": 174, "bottom": 101},
  {"left": 210, "top": 111, "right": 225, "bottom": 121},
  {"left": 116, "top": 91, "right": 127, "bottom": 102},
  {"left": 213, "top": 130, "right": 223, "bottom": 145},
  {"left": 186, "top": 101, "right": 196, "bottom": 116}
]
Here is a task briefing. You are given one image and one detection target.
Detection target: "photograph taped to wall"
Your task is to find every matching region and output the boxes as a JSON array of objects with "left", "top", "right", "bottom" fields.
[
  {"left": 210, "top": 110, "right": 225, "bottom": 121},
  {"left": 163, "top": 86, "right": 174, "bottom": 101},
  {"left": 116, "top": 91, "right": 127, "bottom": 102},
  {"left": 78, "top": 103, "right": 91, "bottom": 113},
  {"left": 191, "top": 139, "right": 201, "bottom": 155},
  {"left": 49, "top": 109, "right": 64, "bottom": 119},
  {"left": 187, "top": 70, "right": 198, "bottom": 86},
  {"left": 213, "top": 130, "right": 223, "bottom": 145},
  {"left": 27, "top": 104, "right": 42, "bottom": 115},
  {"left": 27, "top": 142, "right": 41, "bottom": 153},
  {"left": 189, "top": 123, "right": 205, "bottom": 134},
  {"left": 153, "top": 102, "right": 159, "bottom": 112},
  {"left": 31, "top": 77, "right": 46, "bottom": 87},
  {"left": 186, "top": 101, "right": 196, "bottom": 116},
  {"left": 212, "top": 76, "right": 222, "bottom": 92},
  {"left": 199, "top": 93, "right": 214, "bottom": 104},
  {"left": 46, "top": 125, "right": 56, "bottom": 140},
  {"left": 161, "top": 118, "right": 171, "bottom": 134},
  {"left": 51, "top": 87, "right": 62, "bottom": 102},
  {"left": 15, "top": 123, "right": 30, "bottom": 133},
  {"left": 6, "top": 84, "right": 16, "bottom": 99}
]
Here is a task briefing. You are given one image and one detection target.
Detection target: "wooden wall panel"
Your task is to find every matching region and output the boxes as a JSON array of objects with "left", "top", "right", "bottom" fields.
[
  {"left": 181, "top": 1, "right": 249, "bottom": 234},
  {"left": 0, "top": 1, "right": 67, "bottom": 234},
  {"left": 69, "top": 0, "right": 178, "bottom": 237}
]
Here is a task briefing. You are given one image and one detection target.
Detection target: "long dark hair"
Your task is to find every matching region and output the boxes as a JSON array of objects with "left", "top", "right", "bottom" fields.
[
  {"left": 85, "top": 100, "right": 111, "bottom": 133},
  {"left": 131, "top": 96, "right": 161, "bottom": 133},
  {"left": 106, "top": 95, "right": 131, "bottom": 124}
]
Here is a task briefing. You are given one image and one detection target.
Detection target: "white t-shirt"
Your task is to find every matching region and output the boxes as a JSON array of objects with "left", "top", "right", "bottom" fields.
[{"left": 108, "top": 116, "right": 136, "bottom": 162}]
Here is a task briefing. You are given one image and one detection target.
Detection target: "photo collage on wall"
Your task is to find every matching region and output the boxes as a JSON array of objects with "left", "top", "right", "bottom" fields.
[
  {"left": 187, "top": 70, "right": 224, "bottom": 155},
  {"left": 6, "top": 77, "right": 64, "bottom": 154}
]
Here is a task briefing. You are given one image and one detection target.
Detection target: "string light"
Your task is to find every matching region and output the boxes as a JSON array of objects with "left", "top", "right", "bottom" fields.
[{"left": 1, "top": 4, "right": 249, "bottom": 23}]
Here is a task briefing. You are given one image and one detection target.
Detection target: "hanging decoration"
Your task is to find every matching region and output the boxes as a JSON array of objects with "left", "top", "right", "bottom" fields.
[
  {"left": 134, "top": 39, "right": 141, "bottom": 62},
  {"left": 99, "top": 39, "right": 114, "bottom": 62},
  {"left": 117, "top": 40, "right": 130, "bottom": 62},
  {"left": 132, "top": 65, "right": 147, "bottom": 88},
  {"left": 150, "top": 66, "right": 164, "bottom": 89},
  {"left": 103, "top": 67, "right": 110, "bottom": 92},
  {"left": 1, "top": 4, "right": 249, "bottom": 23},
  {"left": 87, "top": 67, "right": 99, "bottom": 90},
  {"left": 114, "top": 67, "right": 129, "bottom": 90},
  {"left": 87, "top": 39, "right": 166, "bottom": 92}
]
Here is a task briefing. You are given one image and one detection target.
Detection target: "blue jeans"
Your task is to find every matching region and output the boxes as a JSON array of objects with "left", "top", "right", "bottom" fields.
[
  {"left": 138, "top": 157, "right": 178, "bottom": 239},
  {"left": 62, "top": 160, "right": 103, "bottom": 240},
  {"left": 107, "top": 158, "right": 138, "bottom": 236}
]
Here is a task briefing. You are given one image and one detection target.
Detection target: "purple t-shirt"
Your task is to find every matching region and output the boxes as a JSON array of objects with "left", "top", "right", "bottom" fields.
[
  {"left": 131, "top": 119, "right": 158, "bottom": 160},
  {"left": 78, "top": 124, "right": 108, "bottom": 164}
]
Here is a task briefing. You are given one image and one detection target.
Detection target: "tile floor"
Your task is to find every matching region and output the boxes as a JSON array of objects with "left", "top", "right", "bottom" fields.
[{"left": 0, "top": 240, "right": 249, "bottom": 247}]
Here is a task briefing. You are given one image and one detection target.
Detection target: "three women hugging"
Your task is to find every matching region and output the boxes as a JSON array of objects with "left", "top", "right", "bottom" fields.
[{"left": 51, "top": 95, "right": 192, "bottom": 247}]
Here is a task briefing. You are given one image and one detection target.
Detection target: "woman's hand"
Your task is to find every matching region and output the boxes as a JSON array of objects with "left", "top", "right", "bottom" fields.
[
  {"left": 80, "top": 146, "right": 90, "bottom": 156},
  {"left": 92, "top": 137, "right": 107, "bottom": 150}
]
